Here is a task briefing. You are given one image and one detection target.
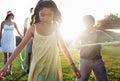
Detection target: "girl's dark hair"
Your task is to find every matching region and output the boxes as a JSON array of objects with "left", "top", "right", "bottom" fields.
[
  {"left": 5, "top": 14, "right": 14, "bottom": 20},
  {"left": 30, "top": 0, "right": 61, "bottom": 25}
]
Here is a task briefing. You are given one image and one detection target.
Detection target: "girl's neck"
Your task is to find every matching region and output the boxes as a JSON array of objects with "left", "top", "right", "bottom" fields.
[
  {"left": 41, "top": 21, "right": 53, "bottom": 24},
  {"left": 40, "top": 22, "right": 53, "bottom": 28},
  {"left": 5, "top": 20, "right": 13, "bottom": 25},
  {"left": 6, "top": 19, "right": 12, "bottom": 22},
  {"left": 36, "top": 22, "right": 55, "bottom": 36}
]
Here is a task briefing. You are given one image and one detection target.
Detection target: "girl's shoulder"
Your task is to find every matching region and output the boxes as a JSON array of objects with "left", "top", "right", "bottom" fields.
[
  {"left": 29, "top": 24, "right": 35, "bottom": 31},
  {"left": 13, "top": 22, "right": 16, "bottom": 26},
  {"left": 29, "top": 24, "right": 35, "bottom": 34}
]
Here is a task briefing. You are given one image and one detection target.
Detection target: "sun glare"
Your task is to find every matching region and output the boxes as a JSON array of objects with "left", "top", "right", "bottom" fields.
[
  {"left": 53, "top": 0, "right": 120, "bottom": 41},
  {"left": 105, "top": 29, "right": 120, "bottom": 33},
  {"left": 60, "top": 16, "right": 85, "bottom": 41}
]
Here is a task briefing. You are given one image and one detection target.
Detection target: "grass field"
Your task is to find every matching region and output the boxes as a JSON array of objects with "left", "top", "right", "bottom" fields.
[{"left": 0, "top": 46, "right": 120, "bottom": 81}]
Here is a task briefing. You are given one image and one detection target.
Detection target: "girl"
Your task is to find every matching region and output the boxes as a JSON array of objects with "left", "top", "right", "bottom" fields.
[
  {"left": 0, "top": 11, "right": 23, "bottom": 76},
  {"left": 0, "top": 1, "right": 80, "bottom": 81}
]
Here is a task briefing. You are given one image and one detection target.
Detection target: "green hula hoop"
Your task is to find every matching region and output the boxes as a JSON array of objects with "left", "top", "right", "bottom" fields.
[
  {"left": 19, "top": 49, "right": 27, "bottom": 71},
  {"left": 81, "top": 41, "right": 120, "bottom": 47}
]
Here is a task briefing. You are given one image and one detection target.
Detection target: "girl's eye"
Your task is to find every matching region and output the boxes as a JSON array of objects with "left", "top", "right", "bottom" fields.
[
  {"left": 40, "top": 13, "right": 52, "bottom": 17},
  {"left": 40, "top": 13, "right": 45, "bottom": 17}
]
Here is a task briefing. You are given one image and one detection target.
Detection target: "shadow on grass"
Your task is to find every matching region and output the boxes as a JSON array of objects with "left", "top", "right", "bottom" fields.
[{"left": 14, "top": 71, "right": 27, "bottom": 81}]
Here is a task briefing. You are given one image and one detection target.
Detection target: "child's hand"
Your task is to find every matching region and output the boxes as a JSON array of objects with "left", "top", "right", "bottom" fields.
[
  {"left": 71, "top": 63, "right": 81, "bottom": 78},
  {"left": 0, "top": 67, "right": 8, "bottom": 80},
  {"left": 76, "top": 71, "right": 81, "bottom": 78},
  {"left": 0, "top": 72, "right": 5, "bottom": 80}
]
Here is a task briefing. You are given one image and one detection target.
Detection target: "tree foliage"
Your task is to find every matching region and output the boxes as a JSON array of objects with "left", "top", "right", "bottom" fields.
[
  {"left": 96, "top": 14, "right": 120, "bottom": 41},
  {"left": 96, "top": 14, "right": 120, "bottom": 30}
]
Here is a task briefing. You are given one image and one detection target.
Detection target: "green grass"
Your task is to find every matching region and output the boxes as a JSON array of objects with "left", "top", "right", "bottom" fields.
[
  {"left": 101, "top": 46, "right": 120, "bottom": 81},
  {"left": 0, "top": 46, "right": 120, "bottom": 81}
]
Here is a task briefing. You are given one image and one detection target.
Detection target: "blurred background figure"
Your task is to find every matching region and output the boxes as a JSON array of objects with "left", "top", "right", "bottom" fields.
[
  {"left": 0, "top": 11, "right": 22, "bottom": 76},
  {"left": 76, "top": 15, "right": 113, "bottom": 81},
  {"left": 23, "top": 7, "right": 34, "bottom": 73}
]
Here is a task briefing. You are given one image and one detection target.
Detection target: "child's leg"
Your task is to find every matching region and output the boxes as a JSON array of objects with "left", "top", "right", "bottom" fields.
[
  {"left": 4, "top": 52, "right": 7, "bottom": 65},
  {"left": 27, "top": 53, "right": 31, "bottom": 73},
  {"left": 77, "top": 58, "right": 92, "bottom": 81},
  {"left": 8, "top": 53, "right": 12, "bottom": 75},
  {"left": 92, "top": 59, "right": 108, "bottom": 81}
]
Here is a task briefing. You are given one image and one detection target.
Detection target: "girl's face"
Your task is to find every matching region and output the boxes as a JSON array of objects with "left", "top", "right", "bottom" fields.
[
  {"left": 8, "top": 14, "right": 14, "bottom": 20},
  {"left": 83, "top": 19, "right": 94, "bottom": 29},
  {"left": 39, "top": 8, "right": 54, "bottom": 23}
]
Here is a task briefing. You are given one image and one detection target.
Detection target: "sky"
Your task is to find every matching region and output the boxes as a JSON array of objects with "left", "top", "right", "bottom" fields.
[{"left": 0, "top": 0, "right": 120, "bottom": 40}]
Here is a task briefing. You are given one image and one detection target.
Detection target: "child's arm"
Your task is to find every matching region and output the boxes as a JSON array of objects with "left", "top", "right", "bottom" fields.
[
  {"left": 14, "top": 22, "right": 23, "bottom": 38},
  {"left": 57, "top": 29, "right": 81, "bottom": 78},
  {"left": 0, "top": 21, "right": 5, "bottom": 46}
]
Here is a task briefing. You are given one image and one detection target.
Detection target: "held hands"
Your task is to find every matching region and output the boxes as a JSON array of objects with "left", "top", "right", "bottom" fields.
[
  {"left": 71, "top": 63, "right": 81, "bottom": 78},
  {"left": 0, "top": 66, "right": 8, "bottom": 80},
  {"left": 0, "top": 72, "right": 5, "bottom": 80}
]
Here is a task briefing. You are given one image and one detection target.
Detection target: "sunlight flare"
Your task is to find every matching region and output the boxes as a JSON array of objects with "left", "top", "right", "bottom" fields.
[{"left": 105, "top": 29, "right": 120, "bottom": 33}]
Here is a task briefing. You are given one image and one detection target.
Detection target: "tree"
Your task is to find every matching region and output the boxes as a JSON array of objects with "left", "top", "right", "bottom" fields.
[
  {"left": 96, "top": 14, "right": 120, "bottom": 30},
  {"left": 96, "top": 14, "right": 120, "bottom": 41}
]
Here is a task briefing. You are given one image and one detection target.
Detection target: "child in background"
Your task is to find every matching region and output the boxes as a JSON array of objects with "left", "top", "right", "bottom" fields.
[
  {"left": 0, "top": 11, "right": 22, "bottom": 76},
  {"left": 76, "top": 15, "right": 113, "bottom": 81},
  {"left": 23, "top": 7, "right": 34, "bottom": 73}
]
